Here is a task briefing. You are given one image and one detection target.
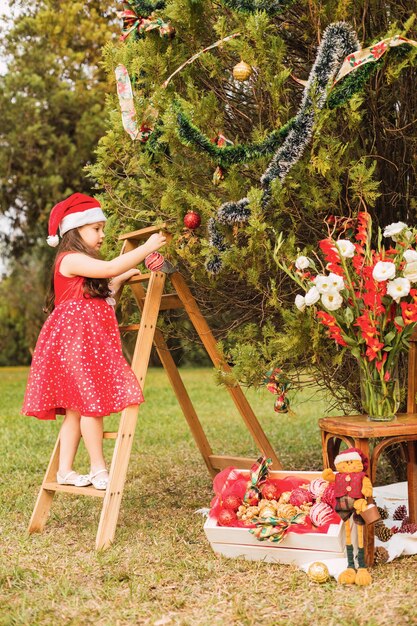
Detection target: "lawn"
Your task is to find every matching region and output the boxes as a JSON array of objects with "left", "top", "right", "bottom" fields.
[{"left": 1, "top": 366, "right": 416, "bottom": 626}]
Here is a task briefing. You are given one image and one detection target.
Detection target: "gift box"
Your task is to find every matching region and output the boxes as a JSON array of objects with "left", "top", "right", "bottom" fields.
[{"left": 204, "top": 470, "right": 346, "bottom": 565}]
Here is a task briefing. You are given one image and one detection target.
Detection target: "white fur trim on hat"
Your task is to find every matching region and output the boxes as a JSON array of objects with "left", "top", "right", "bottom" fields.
[
  {"left": 59, "top": 207, "right": 107, "bottom": 236},
  {"left": 46, "top": 235, "right": 60, "bottom": 247},
  {"left": 334, "top": 450, "right": 361, "bottom": 466}
]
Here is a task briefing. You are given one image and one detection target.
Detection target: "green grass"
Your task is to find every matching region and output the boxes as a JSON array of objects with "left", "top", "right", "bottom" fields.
[{"left": 1, "top": 367, "right": 416, "bottom": 626}]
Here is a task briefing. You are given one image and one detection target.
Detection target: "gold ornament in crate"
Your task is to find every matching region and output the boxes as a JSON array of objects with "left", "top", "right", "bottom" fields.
[
  {"left": 307, "top": 562, "right": 330, "bottom": 583},
  {"left": 232, "top": 60, "right": 253, "bottom": 81}
]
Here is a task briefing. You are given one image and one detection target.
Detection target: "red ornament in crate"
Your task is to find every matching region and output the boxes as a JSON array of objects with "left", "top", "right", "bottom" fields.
[
  {"left": 222, "top": 494, "right": 242, "bottom": 511},
  {"left": 261, "top": 481, "right": 280, "bottom": 501},
  {"left": 289, "top": 488, "right": 313, "bottom": 507},
  {"left": 218, "top": 509, "right": 238, "bottom": 527},
  {"left": 183, "top": 210, "right": 201, "bottom": 230},
  {"left": 321, "top": 482, "right": 336, "bottom": 508}
]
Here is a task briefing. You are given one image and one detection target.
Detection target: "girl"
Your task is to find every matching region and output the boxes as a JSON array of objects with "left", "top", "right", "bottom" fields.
[{"left": 22, "top": 193, "right": 166, "bottom": 490}]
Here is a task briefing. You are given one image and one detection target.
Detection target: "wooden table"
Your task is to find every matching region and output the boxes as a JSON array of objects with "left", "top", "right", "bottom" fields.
[{"left": 319, "top": 413, "right": 417, "bottom": 565}]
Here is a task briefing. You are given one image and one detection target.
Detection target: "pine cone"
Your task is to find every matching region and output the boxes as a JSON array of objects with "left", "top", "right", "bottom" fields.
[
  {"left": 399, "top": 521, "right": 417, "bottom": 534},
  {"left": 393, "top": 504, "right": 408, "bottom": 520},
  {"left": 374, "top": 546, "right": 389, "bottom": 565},
  {"left": 377, "top": 506, "right": 389, "bottom": 520},
  {"left": 375, "top": 520, "right": 393, "bottom": 542}
]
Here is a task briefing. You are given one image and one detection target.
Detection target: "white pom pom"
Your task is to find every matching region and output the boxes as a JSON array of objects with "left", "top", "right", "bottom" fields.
[{"left": 46, "top": 235, "right": 60, "bottom": 247}]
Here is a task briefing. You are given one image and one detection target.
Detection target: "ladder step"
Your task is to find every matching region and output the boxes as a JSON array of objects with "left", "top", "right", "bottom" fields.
[
  {"left": 127, "top": 273, "right": 152, "bottom": 284},
  {"left": 103, "top": 431, "right": 118, "bottom": 439},
  {"left": 159, "top": 294, "right": 183, "bottom": 311},
  {"left": 119, "top": 324, "right": 140, "bottom": 332},
  {"left": 42, "top": 482, "right": 106, "bottom": 498},
  {"left": 118, "top": 223, "right": 168, "bottom": 242}
]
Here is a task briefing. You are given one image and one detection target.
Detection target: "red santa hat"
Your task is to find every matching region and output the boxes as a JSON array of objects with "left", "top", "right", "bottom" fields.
[
  {"left": 46, "top": 193, "right": 107, "bottom": 247},
  {"left": 334, "top": 447, "right": 368, "bottom": 471}
]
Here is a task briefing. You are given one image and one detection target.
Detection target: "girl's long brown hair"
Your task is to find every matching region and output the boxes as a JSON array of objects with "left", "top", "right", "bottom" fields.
[{"left": 44, "top": 228, "right": 111, "bottom": 314}]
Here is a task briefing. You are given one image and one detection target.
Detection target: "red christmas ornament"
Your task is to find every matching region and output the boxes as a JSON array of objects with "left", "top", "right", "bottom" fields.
[
  {"left": 145, "top": 252, "right": 165, "bottom": 271},
  {"left": 261, "top": 481, "right": 280, "bottom": 501},
  {"left": 321, "top": 483, "right": 336, "bottom": 509},
  {"left": 218, "top": 508, "right": 238, "bottom": 527},
  {"left": 289, "top": 488, "right": 314, "bottom": 507},
  {"left": 222, "top": 494, "right": 242, "bottom": 511},
  {"left": 183, "top": 210, "right": 201, "bottom": 230}
]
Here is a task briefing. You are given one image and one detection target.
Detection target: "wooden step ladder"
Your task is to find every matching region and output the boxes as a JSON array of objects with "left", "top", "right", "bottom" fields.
[{"left": 28, "top": 224, "right": 281, "bottom": 549}]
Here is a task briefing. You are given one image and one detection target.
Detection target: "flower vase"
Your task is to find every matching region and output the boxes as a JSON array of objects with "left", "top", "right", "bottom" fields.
[{"left": 359, "top": 373, "right": 400, "bottom": 422}]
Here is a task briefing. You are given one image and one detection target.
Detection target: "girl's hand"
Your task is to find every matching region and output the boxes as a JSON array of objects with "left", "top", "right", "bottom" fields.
[
  {"left": 120, "top": 268, "right": 141, "bottom": 282},
  {"left": 145, "top": 232, "right": 166, "bottom": 253},
  {"left": 110, "top": 269, "right": 141, "bottom": 294}
]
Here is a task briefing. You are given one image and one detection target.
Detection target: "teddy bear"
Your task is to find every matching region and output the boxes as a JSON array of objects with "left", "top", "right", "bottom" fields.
[{"left": 322, "top": 447, "right": 377, "bottom": 586}]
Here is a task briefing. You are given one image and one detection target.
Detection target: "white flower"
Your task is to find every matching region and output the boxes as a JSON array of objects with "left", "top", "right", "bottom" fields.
[
  {"left": 383, "top": 222, "right": 407, "bottom": 240},
  {"left": 314, "top": 275, "right": 332, "bottom": 294},
  {"left": 404, "top": 249, "right": 417, "bottom": 263},
  {"left": 387, "top": 277, "right": 411, "bottom": 302},
  {"left": 304, "top": 286, "right": 320, "bottom": 306},
  {"left": 295, "top": 294, "right": 306, "bottom": 311},
  {"left": 295, "top": 256, "right": 310, "bottom": 270},
  {"left": 372, "top": 261, "right": 396, "bottom": 282},
  {"left": 404, "top": 261, "right": 417, "bottom": 283},
  {"left": 315, "top": 273, "right": 345, "bottom": 294},
  {"left": 328, "top": 272, "right": 345, "bottom": 292},
  {"left": 336, "top": 239, "right": 355, "bottom": 258},
  {"left": 321, "top": 291, "right": 343, "bottom": 311}
]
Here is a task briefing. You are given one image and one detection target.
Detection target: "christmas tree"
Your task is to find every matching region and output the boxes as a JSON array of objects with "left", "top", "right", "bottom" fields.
[{"left": 89, "top": 0, "right": 417, "bottom": 410}]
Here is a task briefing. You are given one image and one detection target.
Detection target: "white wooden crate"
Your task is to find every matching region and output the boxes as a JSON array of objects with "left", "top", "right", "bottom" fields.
[{"left": 204, "top": 470, "right": 346, "bottom": 566}]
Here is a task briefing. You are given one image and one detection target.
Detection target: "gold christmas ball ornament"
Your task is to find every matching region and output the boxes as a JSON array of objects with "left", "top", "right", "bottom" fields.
[
  {"left": 307, "top": 562, "right": 330, "bottom": 584},
  {"left": 232, "top": 60, "right": 253, "bottom": 81}
]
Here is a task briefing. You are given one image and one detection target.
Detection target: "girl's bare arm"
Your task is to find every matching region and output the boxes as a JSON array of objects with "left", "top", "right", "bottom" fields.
[{"left": 60, "top": 233, "right": 166, "bottom": 278}]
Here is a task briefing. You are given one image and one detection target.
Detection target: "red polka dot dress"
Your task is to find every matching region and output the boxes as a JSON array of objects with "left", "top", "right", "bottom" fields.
[{"left": 22, "top": 252, "right": 144, "bottom": 420}]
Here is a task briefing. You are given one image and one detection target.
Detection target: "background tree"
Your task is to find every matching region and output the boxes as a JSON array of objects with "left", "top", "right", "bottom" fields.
[
  {"left": 0, "top": 0, "right": 118, "bottom": 253},
  {"left": 0, "top": 0, "right": 117, "bottom": 361}
]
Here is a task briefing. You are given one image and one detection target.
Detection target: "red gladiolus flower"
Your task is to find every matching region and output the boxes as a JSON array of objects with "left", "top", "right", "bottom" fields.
[
  {"left": 365, "top": 338, "right": 385, "bottom": 361},
  {"left": 319, "top": 239, "right": 343, "bottom": 276},
  {"left": 376, "top": 353, "right": 388, "bottom": 372},
  {"left": 401, "top": 302, "right": 417, "bottom": 325},
  {"left": 410, "top": 289, "right": 417, "bottom": 304},
  {"left": 352, "top": 243, "right": 365, "bottom": 274},
  {"left": 356, "top": 212, "right": 371, "bottom": 245},
  {"left": 316, "top": 311, "right": 347, "bottom": 346}
]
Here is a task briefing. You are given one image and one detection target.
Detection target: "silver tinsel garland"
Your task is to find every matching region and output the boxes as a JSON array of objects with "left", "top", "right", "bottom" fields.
[{"left": 207, "top": 22, "right": 360, "bottom": 273}]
